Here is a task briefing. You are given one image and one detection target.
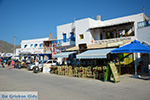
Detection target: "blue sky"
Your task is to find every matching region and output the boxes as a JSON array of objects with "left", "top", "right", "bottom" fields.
[{"left": 0, "top": 0, "right": 150, "bottom": 45}]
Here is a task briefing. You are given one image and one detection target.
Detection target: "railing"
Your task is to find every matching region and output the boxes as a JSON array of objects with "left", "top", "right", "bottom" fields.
[
  {"left": 54, "top": 38, "right": 75, "bottom": 47},
  {"left": 17, "top": 47, "right": 44, "bottom": 54},
  {"left": 94, "top": 36, "right": 135, "bottom": 45},
  {"left": 137, "top": 20, "right": 150, "bottom": 28}
]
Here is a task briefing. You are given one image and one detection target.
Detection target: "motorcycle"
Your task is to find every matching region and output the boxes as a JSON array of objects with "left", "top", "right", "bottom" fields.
[{"left": 33, "top": 66, "right": 39, "bottom": 73}]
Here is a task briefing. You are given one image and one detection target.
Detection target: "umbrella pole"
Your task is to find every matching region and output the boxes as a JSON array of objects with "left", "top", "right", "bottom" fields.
[
  {"left": 117, "top": 54, "right": 121, "bottom": 75},
  {"left": 134, "top": 53, "right": 138, "bottom": 75},
  {"left": 119, "top": 54, "right": 121, "bottom": 75},
  {"left": 132, "top": 53, "right": 140, "bottom": 78}
]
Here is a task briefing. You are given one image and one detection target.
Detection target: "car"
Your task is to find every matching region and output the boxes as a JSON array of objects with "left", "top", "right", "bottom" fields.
[
  {"left": 32, "top": 60, "right": 58, "bottom": 73},
  {"left": 45, "top": 60, "right": 58, "bottom": 66},
  {"left": 42, "top": 60, "right": 58, "bottom": 72}
]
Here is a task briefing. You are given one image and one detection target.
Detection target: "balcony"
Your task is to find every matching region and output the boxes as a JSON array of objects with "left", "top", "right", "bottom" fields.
[
  {"left": 17, "top": 47, "right": 44, "bottom": 54},
  {"left": 93, "top": 36, "right": 135, "bottom": 47},
  {"left": 54, "top": 38, "right": 75, "bottom": 47}
]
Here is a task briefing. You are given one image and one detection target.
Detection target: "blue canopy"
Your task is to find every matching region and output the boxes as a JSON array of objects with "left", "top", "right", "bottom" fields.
[{"left": 111, "top": 40, "right": 150, "bottom": 53}]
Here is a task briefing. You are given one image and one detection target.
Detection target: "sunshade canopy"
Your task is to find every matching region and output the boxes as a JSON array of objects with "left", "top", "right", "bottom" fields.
[
  {"left": 77, "top": 48, "right": 116, "bottom": 59},
  {"left": 38, "top": 53, "right": 50, "bottom": 56},
  {"left": 111, "top": 40, "right": 150, "bottom": 53},
  {"left": 53, "top": 51, "right": 76, "bottom": 58}
]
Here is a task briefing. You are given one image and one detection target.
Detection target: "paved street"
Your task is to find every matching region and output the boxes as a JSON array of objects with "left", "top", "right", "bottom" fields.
[{"left": 0, "top": 68, "right": 150, "bottom": 100}]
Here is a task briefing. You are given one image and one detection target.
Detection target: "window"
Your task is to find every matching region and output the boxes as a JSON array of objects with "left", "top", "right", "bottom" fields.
[
  {"left": 30, "top": 44, "right": 33, "bottom": 47},
  {"left": 53, "top": 61, "right": 57, "bottom": 63},
  {"left": 63, "top": 33, "right": 66, "bottom": 42},
  {"left": 39, "top": 43, "right": 43, "bottom": 47},
  {"left": 79, "top": 34, "right": 84, "bottom": 39},
  {"left": 24, "top": 45, "right": 27, "bottom": 48},
  {"left": 34, "top": 44, "right": 38, "bottom": 48},
  {"left": 47, "top": 61, "right": 52, "bottom": 63}
]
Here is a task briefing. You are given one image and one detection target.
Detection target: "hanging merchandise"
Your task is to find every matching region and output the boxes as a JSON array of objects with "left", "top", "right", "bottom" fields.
[
  {"left": 127, "top": 28, "right": 132, "bottom": 35},
  {"left": 110, "top": 32, "right": 113, "bottom": 38},
  {"left": 125, "top": 31, "right": 128, "bottom": 37},
  {"left": 119, "top": 30, "right": 125, "bottom": 36},
  {"left": 112, "top": 32, "right": 115, "bottom": 34},
  {"left": 107, "top": 32, "right": 110, "bottom": 39},
  {"left": 116, "top": 30, "right": 119, "bottom": 34},
  {"left": 116, "top": 29, "right": 120, "bottom": 38}
]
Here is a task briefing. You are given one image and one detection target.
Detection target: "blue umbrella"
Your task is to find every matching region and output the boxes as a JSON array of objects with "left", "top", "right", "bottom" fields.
[
  {"left": 111, "top": 40, "right": 150, "bottom": 53},
  {"left": 111, "top": 40, "right": 150, "bottom": 77}
]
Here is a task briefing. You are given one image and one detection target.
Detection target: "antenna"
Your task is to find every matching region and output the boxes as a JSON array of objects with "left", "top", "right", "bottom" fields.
[
  {"left": 142, "top": 6, "right": 145, "bottom": 13},
  {"left": 71, "top": 17, "right": 75, "bottom": 33}
]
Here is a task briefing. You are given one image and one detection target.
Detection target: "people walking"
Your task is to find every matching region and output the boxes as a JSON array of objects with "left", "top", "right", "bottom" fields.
[
  {"left": 0, "top": 59, "right": 2, "bottom": 68},
  {"left": 11, "top": 60, "right": 15, "bottom": 68},
  {"left": 1, "top": 60, "right": 4, "bottom": 68},
  {"left": 7, "top": 60, "right": 11, "bottom": 69}
]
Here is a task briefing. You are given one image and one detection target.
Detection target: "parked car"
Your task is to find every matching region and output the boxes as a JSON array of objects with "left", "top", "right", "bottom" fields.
[
  {"left": 45, "top": 60, "right": 58, "bottom": 66},
  {"left": 31, "top": 60, "right": 58, "bottom": 73},
  {"left": 42, "top": 60, "right": 58, "bottom": 72}
]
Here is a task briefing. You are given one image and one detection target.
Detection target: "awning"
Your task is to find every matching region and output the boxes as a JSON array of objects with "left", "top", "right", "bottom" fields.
[
  {"left": 77, "top": 48, "right": 116, "bottom": 59},
  {"left": 53, "top": 51, "right": 76, "bottom": 58},
  {"left": 89, "top": 21, "right": 134, "bottom": 30},
  {"left": 38, "top": 53, "right": 51, "bottom": 56}
]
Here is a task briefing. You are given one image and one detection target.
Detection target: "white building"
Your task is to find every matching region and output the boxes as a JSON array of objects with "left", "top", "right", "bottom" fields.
[
  {"left": 16, "top": 37, "right": 49, "bottom": 55},
  {"left": 56, "top": 13, "right": 150, "bottom": 49},
  {"left": 54, "top": 13, "right": 150, "bottom": 67}
]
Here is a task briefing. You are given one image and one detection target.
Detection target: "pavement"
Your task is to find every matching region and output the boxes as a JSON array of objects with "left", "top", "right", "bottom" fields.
[{"left": 0, "top": 68, "right": 150, "bottom": 100}]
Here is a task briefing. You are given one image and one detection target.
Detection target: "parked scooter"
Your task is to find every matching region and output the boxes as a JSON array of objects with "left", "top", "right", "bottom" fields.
[
  {"left": 33, "top": 66, "right": 39, "bottom": 73},
  {"left": 33, "top": 59, "right": 39, "bottom": 73}
]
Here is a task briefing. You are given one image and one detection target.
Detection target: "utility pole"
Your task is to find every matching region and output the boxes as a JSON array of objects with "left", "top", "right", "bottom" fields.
[{"left": 14, "top": 36, "right": 16, "bottom": 54}]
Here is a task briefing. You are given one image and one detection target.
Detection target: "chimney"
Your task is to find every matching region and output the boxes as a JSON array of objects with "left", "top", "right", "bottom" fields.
[
  {"left": 49, "top": 33, "right": 52, "bottom": 40},
  {"left": 97, "top": 15, "right": 101, "bottom": 20}
]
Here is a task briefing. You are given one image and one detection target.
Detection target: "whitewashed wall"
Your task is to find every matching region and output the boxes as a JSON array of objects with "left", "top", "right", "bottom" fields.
[
  {"left": 21, "top": 37, "right": 49, "bottom": 49},
  {"left": 57, "top": 23, "right": 72, "bottom": 40},
  {"left": 137, "top": 26, "right": 150, "bottom": 43},
  {"left": 56, "top": 13, "right": 146, "bottom": 47},
  {"left": 16, "top": 37, "right": 49, "bottom": 54}
]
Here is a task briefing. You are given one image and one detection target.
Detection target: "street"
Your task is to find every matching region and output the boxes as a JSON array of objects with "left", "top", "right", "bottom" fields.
[{"left": 0, "top": 68, "right": 150, "bottom": 100}]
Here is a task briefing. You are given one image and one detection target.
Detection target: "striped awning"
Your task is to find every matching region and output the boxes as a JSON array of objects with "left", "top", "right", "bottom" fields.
[
  {"left": 77, "top": 48, "right": 116, "bottom": 59},
  {"left": 53, "top": 51, "right": 76, "bottom": 58}
]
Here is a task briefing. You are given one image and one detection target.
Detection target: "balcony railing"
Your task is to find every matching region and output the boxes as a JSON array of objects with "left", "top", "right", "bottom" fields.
[
  {"left": 137, "top": 20, "right": 150, "bottom": 28},
  {"left": 17, "top": 47, "right": 44, "bottom": 54},
  {"left": 53, "top": 38, "right": 75, "bottom": 47},
  {"left": 94, "top": 36, "right": 135, "bottom": 45}
]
